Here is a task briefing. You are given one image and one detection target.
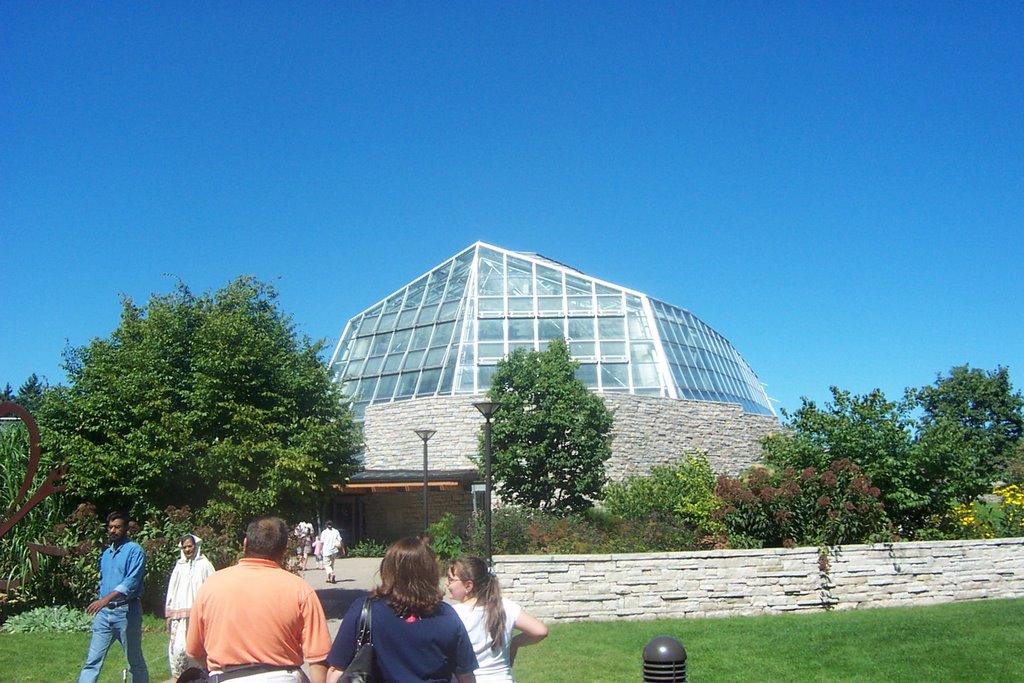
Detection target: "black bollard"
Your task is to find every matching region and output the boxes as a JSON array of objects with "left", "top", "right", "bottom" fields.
[{"left": 642, "top": 635, "right": 687, "bottom": 682}]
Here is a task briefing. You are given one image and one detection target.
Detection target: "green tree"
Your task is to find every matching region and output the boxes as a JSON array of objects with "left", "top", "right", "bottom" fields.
[
  {"left": 908, "top": 365, "right": 1023, "bottom": 493},
  {"left": 762, "top": 388, "right": 930, "bottom": 528},
  {"left": 483, "top": 338, "right": 613, "bottom": 514},
  {"left": 40, "top": 277, "right": 362, "bottom": 523},
  {"left": 15, "top": 374, "right": 47, "bottom": 415}
]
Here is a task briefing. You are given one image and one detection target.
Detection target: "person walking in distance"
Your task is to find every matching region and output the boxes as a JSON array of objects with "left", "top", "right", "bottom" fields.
[
  {"left": 165, "top": 533, "right": 216, "bottom": 679},
  {"left": 318, "top": 521, "right": 343, "bottom": 584},
  {"left": 186, "top": 516, "right": 331, "bottom": 683},
  {"left": 78, "top": 511, "right": 150, "bottom": 683}
]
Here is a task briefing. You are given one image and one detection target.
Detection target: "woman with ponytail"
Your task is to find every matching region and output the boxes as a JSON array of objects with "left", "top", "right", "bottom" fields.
[{"left": 447, "top": 556, "right": 547, "bottom": 683}]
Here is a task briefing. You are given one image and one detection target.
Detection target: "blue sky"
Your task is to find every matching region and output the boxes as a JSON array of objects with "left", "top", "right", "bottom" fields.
[{"left": 3, "top": 2, "right": 1022, "bottom": 417}]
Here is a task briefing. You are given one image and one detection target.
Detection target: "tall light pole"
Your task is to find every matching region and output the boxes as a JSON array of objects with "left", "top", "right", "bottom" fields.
[
  {"left": 414, "top": 428, "right": 436, "bottom": 534},
  {"left": 473, "top": 401, "right": 499, "bottom": 564}
]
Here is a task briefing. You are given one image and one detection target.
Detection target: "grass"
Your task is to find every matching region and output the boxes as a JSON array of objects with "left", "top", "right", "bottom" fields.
[
  {"left": 512, "top": 598, "right": 1024, "bottom": 683},
  {"left": 1, "top": 599, "right": 1021, "bottom": 681}
]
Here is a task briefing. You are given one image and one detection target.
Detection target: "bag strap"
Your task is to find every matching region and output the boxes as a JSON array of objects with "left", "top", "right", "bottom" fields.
[{"left": 356, "top": 597, "right": 372, "bottom": 647}]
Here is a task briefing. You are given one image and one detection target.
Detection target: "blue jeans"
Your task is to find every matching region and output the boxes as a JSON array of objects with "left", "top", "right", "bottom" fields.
[{"left": 78, "top": 601, "right": 149, "bottom": 683}]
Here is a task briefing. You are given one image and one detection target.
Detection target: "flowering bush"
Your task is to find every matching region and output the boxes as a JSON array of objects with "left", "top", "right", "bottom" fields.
[
  {"left": 951, "top": 484, "right": 1024, "bottom": 539},
  {"left": 714, "top": 459, "right": 891, "bottom": 548}
]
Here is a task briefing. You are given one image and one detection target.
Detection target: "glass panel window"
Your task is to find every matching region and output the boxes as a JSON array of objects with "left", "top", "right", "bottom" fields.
[
  {"left": 567, "top": 296, "right": 593, "bottom": 315},
  {"left": 538, "top": 318, "right": 564, "bottom": 340},
  {"left": 565, "top": 274, "right": 592, "bottom": 296},
  {"left": 536, "top": 265, "right": 563, "bottom": 295},
  {"left": 404, "top": 277, "right": 427, "bottom": 308},
  {"left": 374, "top": 374, "right": 398, "bottom": 401},
  {"left": 478, "top": 249, "right": 505, "bottom": 295},
  {"left": 598, "top": 294, "right": 618, "bottom": 315},
  {"left": 508, "top": 296, "right": 534, "bottom": 315},
  {"left": 349, "top": 337, "right": 370, "bottom": 360},
  {"left": 478, "top": 319, "right": 504, "bottom": 341},
  {"left": 383, "top": 354, "right": 404, "bottom": 372},
  {"left": 568, "top": 318, "right": 595, "bottom": 340},
  {"left": 538, "top": 295, "right": 564, "bottom": 316},
  {"left": 456, "top": 366, "right": 475, "bottom": 394},
  {"left": 432, "top": 322, "right": 455, "bottom": 345},
  {"left": 438, "top": 363, "right": 455, "bottom": 393},
  {"left": 396, "top": 372, "right": 419, "bottom": 398},
  {"left": 478, "top": 297, "right": 505, "bottom": 316},
  {"left": 416, "top": 304, "right": 438, "bottom": 325},
  {"left": 570, "top": 341, "right": 596, "bottom": 358},
  {"left": 598, "top": 317, "right": 625, "bottom": 339},
  {"left": 411, "top": 327, "right": 433, "bottom": 350},
  {"left": 377, "top": 312, "right": 398, "bottom": 332},
  {"left": 632, "top": 363, "right": 660, "bottom": 388},
  {"left": 362, "top": 355, "right": 383, "bottom": 374},
  {"left": 424, "top": 264, "right": 450, "bottom": 304},
  {"left": 509, "top": 341, "right": 534, "bottom": 353},
  {"left": 438, "top": 300, "right": 461, "bottom": 319},
  {"left": 627, "top": 311, "right": 651, "bottom": 340},
  {"left": 424, "top": 346, "right": 447, "bottom": 366},
  {"left": 575, "top": 363, "right": 598, "bottom": 387},
  {"left": 383, "top": 296, "right": 403, "bottom": 313},
  {"left": 600, "top": 341, "right": 627, "bottom": 359},
  {"left": 478, "top": 365, "right": 497, "bottom": 390},
  {"left": 478, "top": 342, "right": 505, "bottom": 361},
  {"left": 630, "top": 341, "right": 657, "bottom": 364},
  {"left": 357, "top": 378, "right": 376, "bottom": 402},
  {"left": 416, "top": 369, "right": 441, "bottom": 396},
  {"left": 506, "top": 257, "right": 533, "bottom": 296},
  {"left": 396, "top": 308, "right": 417, "bottom": 328},
  {"left": 601, "top": 363, "right": 630, "bottom": 390},
  {"left": 390, "top": 329, "right": 411, "bottom": 354},
  {"left": 508, "top": 319, "right": 534, "bottom": 341},
  {"left": 370, "top": 333, "right": 392, "bottom": 356},
  {"left": 404, "top": 349, "right": 424, "bottom": 367}
]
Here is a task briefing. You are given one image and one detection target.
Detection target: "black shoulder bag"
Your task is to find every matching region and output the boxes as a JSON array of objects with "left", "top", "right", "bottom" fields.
[{"left": 339, "top": 597, "right": 380, "bottom": 683}]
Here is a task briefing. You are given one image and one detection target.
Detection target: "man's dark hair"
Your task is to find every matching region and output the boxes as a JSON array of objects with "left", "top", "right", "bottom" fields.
[
  {"left": 245, "top": 516, "right": 289, "bottom": 559},
  {"left": 106, "top": 511, "right": 129, "bottom": 525}
]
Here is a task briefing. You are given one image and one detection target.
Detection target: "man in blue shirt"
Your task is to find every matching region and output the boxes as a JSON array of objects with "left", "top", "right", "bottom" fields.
[{"left": 78, "top": 511, "right": 150, "bottom": 683}]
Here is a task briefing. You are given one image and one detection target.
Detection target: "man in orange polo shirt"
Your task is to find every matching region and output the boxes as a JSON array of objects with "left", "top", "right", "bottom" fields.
[{"left": 187, "top": 516, "right": 331, "bottom": 683}]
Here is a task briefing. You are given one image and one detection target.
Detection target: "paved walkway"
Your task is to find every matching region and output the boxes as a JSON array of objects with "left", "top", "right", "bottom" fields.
[{"left": 299, "top": 556, "right": 382, "bottom": 639}]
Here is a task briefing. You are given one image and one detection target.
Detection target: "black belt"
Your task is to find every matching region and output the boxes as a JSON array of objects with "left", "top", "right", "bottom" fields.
[
  {"left": 209, "top": 664, "right": 297, "bottom": 682},
  {"left": 106, "top": 598, "right": 139, "bottom": 609}
]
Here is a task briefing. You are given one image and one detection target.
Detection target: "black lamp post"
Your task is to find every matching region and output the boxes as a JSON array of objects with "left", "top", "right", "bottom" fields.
[
  {"left": 414, "top": 428, "right": 436, "bottom": 533},
  {"left": 473, "top": 401, "right": 499, "bottom": 563}
]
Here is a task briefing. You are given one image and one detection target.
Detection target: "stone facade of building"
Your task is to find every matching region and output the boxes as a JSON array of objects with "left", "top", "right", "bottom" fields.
[{"left": 360, "top": 393, "right": 780, "bottom": 478}]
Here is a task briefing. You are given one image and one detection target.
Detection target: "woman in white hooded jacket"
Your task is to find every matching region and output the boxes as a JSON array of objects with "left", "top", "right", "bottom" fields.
[{"left": 165, "top": 533, "right": 215, "bottom": 678}]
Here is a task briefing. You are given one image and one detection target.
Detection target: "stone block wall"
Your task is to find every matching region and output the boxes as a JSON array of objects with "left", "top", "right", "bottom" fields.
[
  {"left": 361, "top": 394, "right": 780, "bottom": 479},
  {"left": 494, "top": 538, "right": 1024, "bottom": 622}
]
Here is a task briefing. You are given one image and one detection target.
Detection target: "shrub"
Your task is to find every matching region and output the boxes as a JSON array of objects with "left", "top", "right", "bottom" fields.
[
  {"left": 602, "top": 452, "right": 722, "bottom": 533},
  {"left": 951, "top": 483, "right": 1024, "bottom": 539},
  {"left": 2, "top": 605, "right": 92, "bottom": 633},
  {"left": 467, "top": 506, "right": 704, "bottom": 555},
  {"left": 349, "top": 539, "right": 387, "bottom": 558},
  {"left": 714, "top": 460, "right": 891, "bottom": 548},
  {"left": 426, "top": 513, "right": 465, "bottom": 561}
]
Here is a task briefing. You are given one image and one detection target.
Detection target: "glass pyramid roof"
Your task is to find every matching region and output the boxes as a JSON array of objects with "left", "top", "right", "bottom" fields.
[{"left": 329, "top": 242, "right": 775, "bottom": 419}]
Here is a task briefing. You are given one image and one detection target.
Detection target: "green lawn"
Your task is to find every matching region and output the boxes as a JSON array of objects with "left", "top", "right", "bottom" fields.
[{"left": 1, "top": 599, "right": 1021, "bottom": 682}]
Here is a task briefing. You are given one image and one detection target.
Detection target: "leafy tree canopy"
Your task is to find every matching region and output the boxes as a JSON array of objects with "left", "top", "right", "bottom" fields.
[
  {"left": 483, "top": 338, "right": 613, "bottom": 514},
  {"left": 763, "top": 365, "right": 1024, "bottom": 531},
  {"left": 39, "top": 277, "right": 362, "bottom": 523}
]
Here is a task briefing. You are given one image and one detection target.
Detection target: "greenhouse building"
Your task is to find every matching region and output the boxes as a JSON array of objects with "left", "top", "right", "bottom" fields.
[{"left": 326, "top": 242, "right": 779, "bottom": 541}]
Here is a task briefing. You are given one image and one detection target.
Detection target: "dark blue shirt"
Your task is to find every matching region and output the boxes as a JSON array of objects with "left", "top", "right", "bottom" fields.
[
  {"left": 329, "top": 598, "right": 477, "bottom": 683},
  {"left": 98, "top": 539, "right": 145, "bottom": 600}
]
